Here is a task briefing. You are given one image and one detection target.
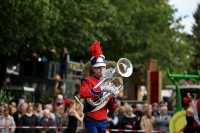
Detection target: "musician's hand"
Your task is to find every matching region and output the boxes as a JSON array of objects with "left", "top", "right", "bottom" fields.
[
  {"left": 111, "top": 89, "right": 119, "bottom": 97},
  {"left": 100, "top": 86, "right": 114, "bottom": 92}
]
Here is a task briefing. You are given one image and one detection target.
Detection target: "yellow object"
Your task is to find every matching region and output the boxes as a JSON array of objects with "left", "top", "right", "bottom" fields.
[{"left": 169, "top": 110, "right": 187, "bottom": 133}]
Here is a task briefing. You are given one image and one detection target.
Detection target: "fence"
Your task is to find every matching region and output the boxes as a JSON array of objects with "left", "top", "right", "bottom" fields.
[{"left": 0, "top": 126, "right": 167, "bottom": 133}]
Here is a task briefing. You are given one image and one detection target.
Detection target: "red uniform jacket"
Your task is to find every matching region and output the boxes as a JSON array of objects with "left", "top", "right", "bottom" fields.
[{"left": 80, "top": 75, "right": 117, "bottom": 120}]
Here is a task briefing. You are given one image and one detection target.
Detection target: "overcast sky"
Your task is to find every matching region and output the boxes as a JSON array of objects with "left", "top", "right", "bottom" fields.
[{"left": 168, "top": 0, "right": 200, "bottom": 34}]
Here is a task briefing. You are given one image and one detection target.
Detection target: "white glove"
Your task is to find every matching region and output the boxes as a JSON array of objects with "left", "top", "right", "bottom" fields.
[
  {"left": 111, "top": 89, "right": 119, "bottom": 97},
  {"left": 100, "top": 86, "right": 114, "bottom": 92}
]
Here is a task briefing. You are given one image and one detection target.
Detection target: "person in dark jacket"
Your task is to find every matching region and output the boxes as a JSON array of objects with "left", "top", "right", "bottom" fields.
[
  {"left": 13, "top": 103, "right": 27, "bottom": 133},
  {"left": 59, "top": 47, "right": 70, "bottom": 79},
  {"left": 108, "top": 106, "right": 126, "bottom": 133},
  {"left": 18, "top": 106, "right": 38, "bottom": 133},
  {"left": 38, "top": 109, "right": 56, "bottom": 133},
  {"left": 151, "top": 102, "right": 160, "bottom": 117},
  {"left": 121, "top": 106, "right": 140, "bottom": 132},
  {"left": 134, "top": 104, "right": 143, "bottom": 124}
]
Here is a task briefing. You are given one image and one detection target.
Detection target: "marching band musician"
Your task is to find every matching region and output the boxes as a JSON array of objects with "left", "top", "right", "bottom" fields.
[{"left": 80, "top": 40, "right": 119, "bottom": 133}]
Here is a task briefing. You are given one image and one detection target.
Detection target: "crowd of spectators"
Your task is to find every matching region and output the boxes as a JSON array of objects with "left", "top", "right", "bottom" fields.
[{"left": 0, "top": 93, "right": 172, "bottom": 133}]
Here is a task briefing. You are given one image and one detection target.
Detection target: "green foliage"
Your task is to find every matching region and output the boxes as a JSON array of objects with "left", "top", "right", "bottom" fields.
[
  {"left": 38, "top": 88, "right": 54, "bottom": 105},
  {"left": 0, "top": 0, "right": 194, "bottom": 87},
  {"left": 0, "top": 90, "right": 14, "bottom": 103},
  {"left": 191, "top": 3, "right": 200, "bottom": 71}
]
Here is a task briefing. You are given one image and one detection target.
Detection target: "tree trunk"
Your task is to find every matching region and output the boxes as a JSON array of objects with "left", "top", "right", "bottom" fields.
[{"left": 0, "top": 54, "right": 7, "bottom": 89}]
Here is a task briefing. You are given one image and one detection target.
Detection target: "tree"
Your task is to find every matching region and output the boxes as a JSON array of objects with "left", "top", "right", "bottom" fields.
[
  {"left": 191, "top": 3, "right": 200, "bottom": 71},
  {"left": 0, "top": 0, "right": 56, "bottom": 88}
]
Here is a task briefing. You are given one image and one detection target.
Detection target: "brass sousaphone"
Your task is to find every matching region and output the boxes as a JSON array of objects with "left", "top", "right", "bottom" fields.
[{"left": 86, "top": 58, "right": 133, "bottom": 112}]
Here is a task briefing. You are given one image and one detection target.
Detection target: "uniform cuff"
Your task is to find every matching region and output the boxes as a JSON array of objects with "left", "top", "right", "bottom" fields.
[{"left": 90, "top": 87, "right": 102, "bottom": 95}]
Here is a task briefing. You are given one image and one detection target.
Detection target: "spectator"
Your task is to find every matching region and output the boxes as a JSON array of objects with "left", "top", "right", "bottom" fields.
[
  {"left": 13, "top": 103, "right": 27, "bottom": 133},
  {"left": 158, "top": 101, "right": 166, "bottom": 114},
  {"left": 109, "top": 106, "right": 125, "bottom": 133},
  {"left": 17, "top": 95, "right": 27, "bottom": 108},
  {"left": 47, "top": 46, "right": 58, "bottom": 62},
  {"left": 140, "top": 108, "right": 155, "bottom": 132},
  {"left": 11, "top": 102, "right": 16, "bottom": 108},
  {"left": 38, "top": 104, "right": 55, "bottom": 121},
  {"left": 55, "top": 106, "right": 65, "bottom": 133},
  {"left": 34, "top": 103, "right": 43, "bottom": 118},
  {"left": 0, "top": 107, "right": 16, "bottom": 133},
  {"left": 9, "top": 106, "right": 16, "bottom": 116},
  {"left": 53, "top": 94, "right": 65, "bottom": 109},
  {"left": 18, "top": 106, "right": 38, "bottom": 133},
  {"left": 155, "top": 106, "right": 171, "bottom": 133},
  {"left": 65, "top": 99, "right": 83, "bottom": 133},
  {"left": 143, "top": 103, "right": 149, "bottom": 112},
  {"left": 60, "top": 47, "right": 70, "bottom": 79},
  {"left": 121, "top": 106, "right": 140, "bottom": 131},
  {"left": 29, "top": 51, "right": 39, "bottom": 61},
  {"left": 183, "top": 97, "right": 194, "bottom": 133},
  {"left": 151, "top": 103, "right": 160, "bottom": 117},
  {"left": 134, "top": 104, "right": 143, "bottom": 123},
  {"left": 108, "top": 107, "right": 118, "bottom": 130},
  {"left": 131, "top": 104, "right": 136, "bottom": 114},
  {"left": 38, "top": 109, "right": 56, "bottom": 133}
]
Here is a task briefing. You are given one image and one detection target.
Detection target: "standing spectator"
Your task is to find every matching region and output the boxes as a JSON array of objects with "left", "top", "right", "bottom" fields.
[
  {"left": 151, "top": 103, "right": 160, "bottom": 117},
  {"left": 134, "top": 104, "right": 143, "bottom": 123},
  {"left": 0, "top": 107, "right": 16, "bottom": 133},
  {"left": 59, "top": 47, "right": 70, "bottom": 79},
  {"left": 47, "top": 46, "right": 58, "bottom": 62},
  {"left": 55, "top": 106, "right": 65, "bottom": 133},
  {"left": 18, "top": 106, "right": 38, "bottom": 133},
  {"left": 34, "top": 103, "right": 43, "bottom": 118},
  {"left": 108, "top": 107, "right": 118, "bottom": 130},
  {"left": 13, "top": 103, "right": 27, "bottom": 133},
  {"left": 65, "top": 99, "right": 83, "bottom": 133},
  {"left": 38, "top": 109, "right": 56, "bottom": 133},
  {"left": 9, "top": 106, "right": 17, "bottom": 116},
  {"left": 131, "top": 104, "right": 137, "bottom": 114},
  {"left": 38, "top": 104, "right": 55, "bottom": 121},
  {"left": 140, "top": 108, "right": 155, "bottom": 132},
  {"left": 121, "top": 106, "right": 140, "bottom": 131},
  {"left": 53, "top": 94, "right": 65, "bottom": 109},
  {"left": 29, "top": 51, "right": 39, "bottom": 61},
  {"left": 17, "top": 95, "right": 27, "bottom": 108},
  {"left": 155, "top": 106, "right": 171, "bottom": 132},
  {"left": 11, "top": 102, "right": 17, "bottom": 108},
  {"left": 183, "top": 97, "right": 194, "bottom": 133},
  {"left": 143, "top": 103, "right": 149, "bottom": 112}
]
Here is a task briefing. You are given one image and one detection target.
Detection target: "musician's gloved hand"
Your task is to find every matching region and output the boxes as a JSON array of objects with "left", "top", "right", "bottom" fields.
[
  {"left": 100, "top": 86, "right": 114, "bottom": 92},
  {"left": 111, "top": 89, "right": 119, "bottom": 97}
]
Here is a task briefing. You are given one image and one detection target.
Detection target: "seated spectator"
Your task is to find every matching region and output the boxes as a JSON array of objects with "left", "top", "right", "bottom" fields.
[
  {"left": 155, "top": 106, "right": 171, "bottom": 133},
  {"left": 38, "top": 109, "right": 56, "bottom": 133},
  {"left": 121, "top": 106, "right": 140, "bottom": 131},
  {"left": 140, "top": 108, "right": 155, "bottom": 132},
  {"left": 151, "top": 102, "right": 160, "bottom": 117},
  {"left": 18, "top": 106, "right": 38, "bottom": 133},
  {"left": 0, "top": 107, "right": 16, "bottom": 133}
]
